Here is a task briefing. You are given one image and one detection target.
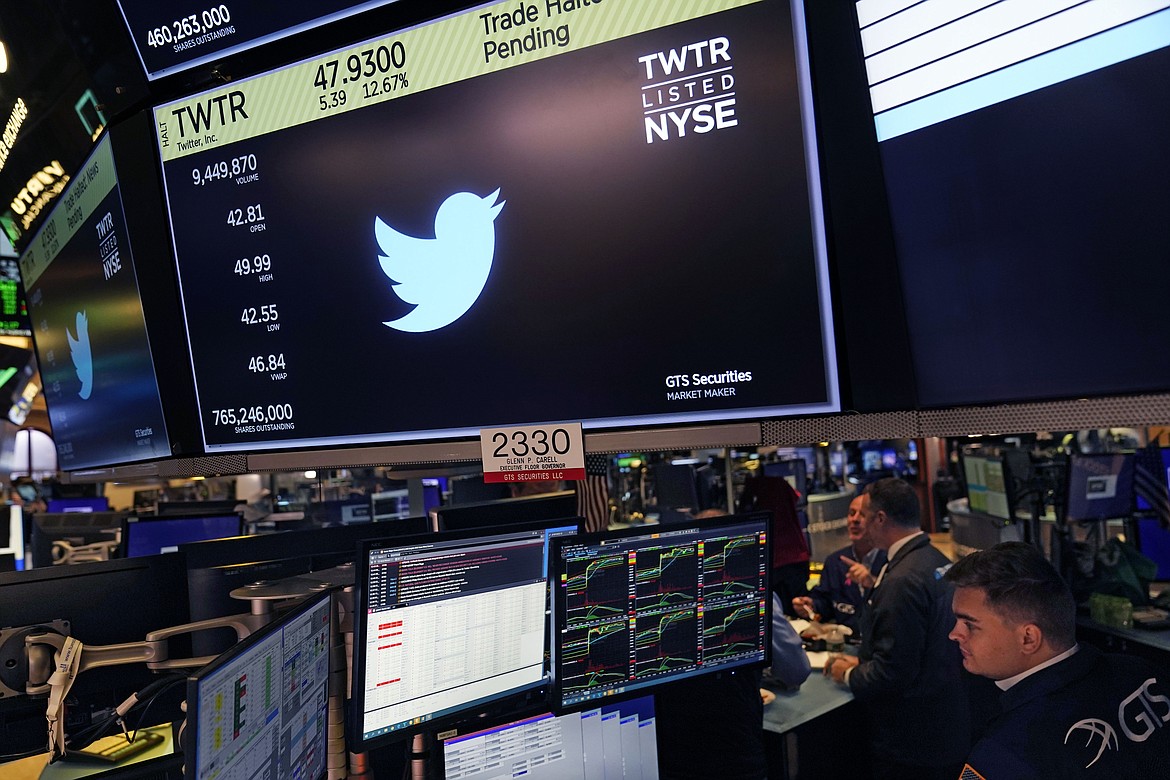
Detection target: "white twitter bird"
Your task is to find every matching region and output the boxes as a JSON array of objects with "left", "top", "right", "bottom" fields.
[
  {"left": 376, "top": 188, "right": 505, "bottom": 333},
  {"left": 66, "top": 310, "right": 93, "bottom": 400}
]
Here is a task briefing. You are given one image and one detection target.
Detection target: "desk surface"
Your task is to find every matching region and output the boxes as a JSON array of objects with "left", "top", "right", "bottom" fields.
[
  {"left": 761, "top": 668, "right": 854, "bottom": 735},
  {"left": 1, "top": 726, "right": 175, "bottom": 780},
  {"left": 1078, "top": 616, "right": 1170, "bottom": 653}
]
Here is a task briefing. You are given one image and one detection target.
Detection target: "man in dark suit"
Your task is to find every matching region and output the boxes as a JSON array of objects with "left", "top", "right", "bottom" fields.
[
  {"left": 946, "top": 542, "right": 1170, "bottom": 778},
  {"left": 824, "top": 478, "right": 971, "bottom": 779}
]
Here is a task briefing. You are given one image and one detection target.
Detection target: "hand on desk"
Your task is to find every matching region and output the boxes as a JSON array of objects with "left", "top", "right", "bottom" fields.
[
  {"left": 792, "top": 596, "right": 818, "bottom": 622},
  {"left": 839, "top": 555, "right": 876, "bottom": 589},
  {"left": 823, "top": 653, "right": 858, "bottom": 686}
]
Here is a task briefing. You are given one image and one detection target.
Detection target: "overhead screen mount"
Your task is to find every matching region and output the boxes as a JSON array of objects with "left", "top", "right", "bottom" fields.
[
  {"left": 550, "top": 512, "right": 772, "bottom": 710},
  {"left": 151, "top": 0, "right": 839, "bottom": 459}
]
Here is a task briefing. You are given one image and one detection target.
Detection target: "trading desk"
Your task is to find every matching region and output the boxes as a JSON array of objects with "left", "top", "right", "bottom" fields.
[
  {"left": 2, "top": 725, "right": 178, "bottom": 779},
  {"left": 762, "top": 669, "right": 854, "bottom": 734},
  {"left": 1077, "top": 616, "right": 1170, "bottom": 669},
  {"left": 761, "top": 652, "right": 859, "bottom": 779}
]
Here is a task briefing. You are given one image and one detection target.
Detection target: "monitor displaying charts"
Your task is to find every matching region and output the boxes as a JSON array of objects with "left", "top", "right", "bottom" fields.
[
  {"left": 961, "top": 452, "right": 1012, "bottom": 521},
  {"left": 550, "top": 513, "right": 771, "bottom": 709}
]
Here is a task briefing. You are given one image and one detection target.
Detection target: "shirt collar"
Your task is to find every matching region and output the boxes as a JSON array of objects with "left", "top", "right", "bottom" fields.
[
  {"left": 885, "top": 531, "right": 925, "bottom": 562},
  {"left": 996, "top": 644, "right": 1080, "bottom": 691}
]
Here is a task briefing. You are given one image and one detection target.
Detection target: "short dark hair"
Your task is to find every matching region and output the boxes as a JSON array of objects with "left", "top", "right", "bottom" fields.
[
  {"left": 944, "top": 542, "right": 1076, "bottom": 650},
  {"left": 865, "top": 478, "right": 919, "bottom": 528}
]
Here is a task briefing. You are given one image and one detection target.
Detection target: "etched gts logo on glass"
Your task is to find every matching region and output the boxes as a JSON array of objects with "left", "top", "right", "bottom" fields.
[
  {"left": 375, "top": 189, "right": 505, "bottom": 333},
  {"left": 66, "top": 311, "right": 93, "bottom": 400}
]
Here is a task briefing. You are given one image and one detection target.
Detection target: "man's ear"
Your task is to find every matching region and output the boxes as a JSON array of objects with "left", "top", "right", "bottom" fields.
[{"left": 1018, "top": 623, "right": 1044, "bottom": 655}]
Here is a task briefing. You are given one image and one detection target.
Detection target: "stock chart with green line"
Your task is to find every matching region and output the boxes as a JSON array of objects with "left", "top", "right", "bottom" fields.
[{"left": 553, "top": 514, "right": 771, "bottom": 708}]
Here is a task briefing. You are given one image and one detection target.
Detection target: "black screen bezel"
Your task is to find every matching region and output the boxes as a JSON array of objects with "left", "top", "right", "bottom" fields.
[{"left": 549, "top": 511, "right": 772, "bottom": 713}]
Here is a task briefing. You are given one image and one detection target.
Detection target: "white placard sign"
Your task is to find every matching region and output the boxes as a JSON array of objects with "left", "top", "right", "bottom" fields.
[{"left": 479, "top": 423, "right": 585, "bottom": 484}]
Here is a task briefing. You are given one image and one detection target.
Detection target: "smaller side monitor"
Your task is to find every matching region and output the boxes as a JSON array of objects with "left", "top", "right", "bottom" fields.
[
  {"left": 186, "top": 590, "right": 332, "bottom": 780},
  {"left": 763, "top": 459, "right": 807, "bottom": 504},
  {"left": 45, "top": 497, "right": 110, "bottom": 513},
  {"left": 122, "top": 513, "right": 242, "bottom": 557},
  {"left": 1065, "top": 453, "right": 1136, "bottom": 523},
  {"left": 371, "top": 489, "right": 410, "bottom": 522},
  {"left": 434, "top": 491, "right": 577, "bottom": 533},
  {"left": 961, "top": 452, "right": 1013, "bottom": 521},
  {"left": 550, "top": 513, "right": 771, "bottom": 711}
]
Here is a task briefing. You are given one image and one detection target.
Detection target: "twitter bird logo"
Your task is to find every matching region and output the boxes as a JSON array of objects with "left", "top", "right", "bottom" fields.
[
  {"left": 375, "top": 188, "right": 505, "bottom": 333},
  {"left": 67, "top": 311, "right": 93, "bottom": 400}
]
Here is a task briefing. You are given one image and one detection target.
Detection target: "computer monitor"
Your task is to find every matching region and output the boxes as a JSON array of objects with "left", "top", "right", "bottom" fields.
[
  {"left": 155, "top": 499, "right": 241, "bottom": 517},
  {"left": 121, "top": 513, "right": 242, "bottom": 557},
  {"left": 0, "top": 555, "right": 191, "bottom": 757},
  {"left": 449, "top": 476, "right": 512, "bottom": 505},
  {"left": 307, "top": 498, "right": 370, "bottom": 526},
  {"left": 434, "top": 491, "right": 578, "bottom": 533},
  {"left": 1065, "top": 453, "right": 1136, "bottom": 523},
  {"left": 371, "top": 489, "right": 410, "bottom": 522},
  {"left": 762, "top": 460, "right": 808, "bottom": 504},
  {"left": 439, "top": 696, "right": 659, "bottom": 780},
  {"left": 1136, "top": 518, "right": 1170, "bottom": 582},
  {"left": 179, "top": 518, "right": 430, "bottom": 657},
  {"left": 652, "top": 464, "right": 699, "bottom": 512},
  {"left": 1135, "top": 447, "right": 1170, "bottom": 514},
  {"left": 351, "top": 520, "right": 580, "bottom": 749},
  {"left": 550, "top": 513, "right": 771, "bottom": 710},
  {"left": 185, "top": 589, "right": 332, "bottom": 780},
  {"left": 45, "top": 497, "right": 111, "bottom": 513},
  {"left": 961, "top": 453, "right": 1013, "bottom": 521},
  {"left": 29, "top": 511, "right": 125, "bottom": 567}
]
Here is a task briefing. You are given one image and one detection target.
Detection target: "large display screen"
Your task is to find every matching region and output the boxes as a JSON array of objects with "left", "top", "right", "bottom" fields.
[
  {"left": 153, "top": 0, "right": 838, "bottom": 454},
  {"left": 19, "top": 135, "right": 172, "bottom": 470},
  {"left": 856, "top": 0, "right": 1170, "bottom": 406},
  {"left": 116, "top": 0, "right": 402, "bottom": 80}
]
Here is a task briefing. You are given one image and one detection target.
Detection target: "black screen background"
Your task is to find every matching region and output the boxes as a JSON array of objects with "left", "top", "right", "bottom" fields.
[
  {"left": 881, "top": 45, "right": 1170, "bottom": 407},
  {"left": 163, "top": 1, "right": 835, "bottom": 449}
]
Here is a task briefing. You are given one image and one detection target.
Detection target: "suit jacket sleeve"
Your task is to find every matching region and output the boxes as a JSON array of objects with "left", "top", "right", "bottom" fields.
[{"left": 848, "top": 566, "right": 936, "bottom": 699}]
